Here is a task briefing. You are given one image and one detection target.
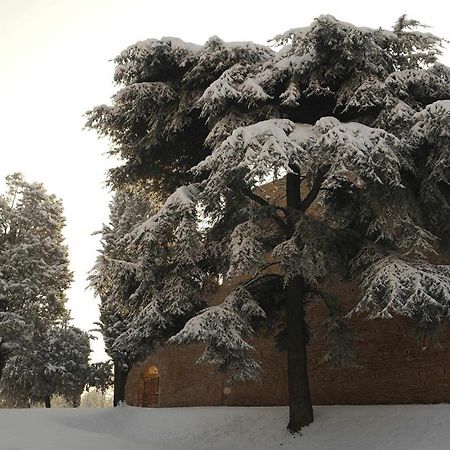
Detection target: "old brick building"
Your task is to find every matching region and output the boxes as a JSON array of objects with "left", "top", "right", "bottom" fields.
[
  {"left": 125, "top": 180, "right": 450, "bottom": 408},
  {"left": 125, "top": 276, "right": 450, "bottom": 408}
]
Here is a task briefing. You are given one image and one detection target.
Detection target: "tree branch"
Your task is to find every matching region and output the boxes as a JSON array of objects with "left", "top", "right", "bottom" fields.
[
  {"left": 250, "top": 261, "right": 281, "bottom": 280},
  {"left": 241, "top": 188, "right": 288, "bottom": 233},
  {"left": 299, "top": 165, "right": 330, "bottom": 212}
]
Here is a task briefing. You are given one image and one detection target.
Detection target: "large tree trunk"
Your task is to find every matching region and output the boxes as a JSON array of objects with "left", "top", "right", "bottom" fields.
[
  {"left": 0, "top": 351, "right": 5, "bottom": 380},
  {"left": 285, "top": 172, "right": 314, "bottom": 433},
  {"left": 113, "top": 362, "right": 129, "bottom": 407},
  {"left": 44, "top": 395, "right": 51, "bottom": 408},
  {"left": 286, "top": 275, "right": 314, "bottom": 432}
]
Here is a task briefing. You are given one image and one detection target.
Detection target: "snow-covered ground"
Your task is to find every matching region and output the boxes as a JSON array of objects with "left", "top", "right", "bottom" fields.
[{"left": 1, "top": 404, "right": 450, "bottom": 450}]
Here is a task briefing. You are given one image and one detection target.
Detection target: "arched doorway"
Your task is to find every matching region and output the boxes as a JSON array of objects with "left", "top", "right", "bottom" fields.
[{"left": 142, "top": 365, "right": 159, "bottom": 407}]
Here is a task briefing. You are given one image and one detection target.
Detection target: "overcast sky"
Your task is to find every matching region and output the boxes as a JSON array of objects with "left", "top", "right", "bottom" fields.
[{"left": 1, "top": 0, "right": 449, "bottom": 361}]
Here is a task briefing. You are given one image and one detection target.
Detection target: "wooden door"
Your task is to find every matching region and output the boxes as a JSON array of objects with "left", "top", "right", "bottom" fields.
[{"left": 142, "top": 376, "right": 159, "bottom": 407}]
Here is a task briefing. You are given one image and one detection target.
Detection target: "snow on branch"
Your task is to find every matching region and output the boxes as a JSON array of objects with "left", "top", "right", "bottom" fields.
[
  {"left": 113, "top": 299, "right": 169, "bottom": 356},
  {"left": 226, "top": 220, "right": 265, "bottom": 279},
  {"left": 182, "top": 36, "right": 273, "bottom": 87},
  {"left": 114, "top": 37, "right": 201, "bottom": 84},
  {"left": 316, "top": 121, "right": 407, "bottom": 187},
  {"left": 112, "top": 82, "right": 177, "bottom": 107},
  {"left": 410, "top": 100, "right": 450, "bottom": 232},
  {"left": 196, "top": 64, "right": 273, "bottom": 120},
  {"left": 239, "top": 78, "right": 273, "bottom": 107},
  {"left": 134, "top": 184, "right": 201, "bottom": 243},
  {"left": 0, "top": 312, "right": 31, "bottom": 351},
  {"left": 194, "top": 119, "right": 313, "bottom": 189},
  {"left": 411, "top": 100, "right": 450, "bottom": 185},
  {"left": 195, "top": 116, "right": 407, "bottom": 211},
  {"left": 385, "top": 66, "right": 450, "bottom": 104},
  {"left": 169, "top": 286, "right": 265, "bottom": 380},
  {"left": 367, "top": 211, "right": 438, "bottom": 256},
  {"left": 352, "top": 256, "right": 450, "bottom": 325}
]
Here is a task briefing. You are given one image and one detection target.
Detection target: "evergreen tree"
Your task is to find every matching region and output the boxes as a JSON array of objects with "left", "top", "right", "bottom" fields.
[
  {"left": 0, "top": 174, "right": 110, "bottom": 407},
  {"left": 85, "top": 37, "right": 274, "bottom": 197},
  {"left": 0, "top": 174, "right": 72, "bottom": 379},
  {"left": 0, "top": 325, "right": 91, "bottom": 407},
  {"left": 89, "top": 16, "right": 450, "bottom": 432},
  {"left": 87, "top": 361, "right": 114, "bottom": 395},
  {"left": 89, "top": 191, "right": 154, "bottom": 405}
]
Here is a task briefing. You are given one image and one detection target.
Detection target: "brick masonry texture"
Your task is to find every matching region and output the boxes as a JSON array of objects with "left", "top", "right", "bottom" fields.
[
  {"left": 125, "top": 180, "right": 450, "bottom": 407},
  {"left": 125, "top": 277, "right": 450, "bottom": 407}
]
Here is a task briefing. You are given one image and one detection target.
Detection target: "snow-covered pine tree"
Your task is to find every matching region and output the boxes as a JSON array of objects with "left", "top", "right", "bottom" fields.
[
  {"left": 85, "top": 37, "right": 274, "bottom": 198},
  {"left": 89, "top": 16, "right": 450, "bottom": 432},
  {"left": 89, "top": 190, "right": 154, "bottom": 405},
  {"left": 0, "top": 325, "right": 91, "bottom": 407},
  {"left": 90, "top": 187, "right": 211, "bottom": 405},
  {"left": 111, "top": 183, "right": 209, "bottom": 371},
  {"left": 0, "top": 174, "right": 107, "bottom": 407},
  {"left": 0, "top": 174, "right": 72, "bottom": 380}
]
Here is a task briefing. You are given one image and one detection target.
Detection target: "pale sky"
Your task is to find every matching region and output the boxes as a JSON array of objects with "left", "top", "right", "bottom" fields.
[{"left": 1, "top": 0, "right": 449, "bottom": 362}]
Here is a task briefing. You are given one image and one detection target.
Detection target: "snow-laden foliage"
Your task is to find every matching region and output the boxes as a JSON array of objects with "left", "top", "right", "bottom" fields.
[
  {"left": 226, "top": 220, "right": 265, "bottom": 279},
  {"left": 91, "top": 186, "right": 207, "bottom": 368},
  {"left": 113, "top": 37, "right": 202, "bottom": 85},
  {"left": 195, "top": 116, "right": 407, "bottom": 212},
  {"left": 0, "top": 312, "right": 31, "bottom": 353},
  {"left": 86, "top": 362, "right": 114, "bottom": 394},
  {"left": 111, "top": 185, "right": 206, "bottom": 362},
  {"left": 0, "top": 174, "right": 108, "bottom": 406},
  {"left": 273, "top": 233, "right": 327, "bottom": 285},
  {"left": 412, "top": 100, "right": 450, "bottom": 185},
  {"left": 321, "top": 314, "right": 356, "bottom": 368},
  {"left": 86, "top": 37, "right": 273, "bottom": 195},
  {"left": 315, "top": 121, "right": 407, "bottom": 186},
  {"left": 246, "top": 14, "right": 443, "bottom": 125},
  {"left": 89, "top": 16, "right": 450, "bottom": 388},
  {"left": 194, "top": 119, "right": 310, "bottom": 192},
  {"left": 339, "top": 64, "right": 450, "bottom": 118},
  {"left": 352, "top": 256, "right": 450, "bottom": 336},
  {"left": 0, "top": 174, "right": 73, "bottom": 385},
  {"left": 0, "top": 325, "right": 91, "bottom": 407},
  {"left": 410, "top": 100, "right": 450, "bottom": 236},
  {"left": 89, "top": 191, "right": 152, "bottom": 368},
  {"left": 87, "top": 14, "right": 447, "bottom": 196},
  {"left": 170, "top": 286, "right": 265, "bottom": 380},
  {"left": 182, "top": 36, "right": 273, "bottom": 87},
  {"left": 131, "top": 111, "right": 405, "bottom": 375},
  {"left": 0, "top": 174, "right": 71, "bottom": 324},
  {"left": 196, "top": 64, "right": 273, "bottom": 120}
]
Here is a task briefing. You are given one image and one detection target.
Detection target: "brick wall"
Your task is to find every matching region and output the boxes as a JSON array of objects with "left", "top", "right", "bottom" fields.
[
  {"left": 125, "top": 180, "right": 450, "bottom": 407},
  {"left": 125, "top": 278, "right": 450, "bottom": 407}
]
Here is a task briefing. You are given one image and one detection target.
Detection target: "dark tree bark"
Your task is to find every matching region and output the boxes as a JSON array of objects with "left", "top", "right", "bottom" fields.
[
  {"left": 113, "top": 362, "right": 129, "bottom": 406},
  {"left": 0, "top": 351, "right": 6, "bottom": 381},
  {"left": 285, "top": 172, "right": 314, "bottom": 433},
  {"left": 44, "top": 395, "right": 51, "bottom": 408}
]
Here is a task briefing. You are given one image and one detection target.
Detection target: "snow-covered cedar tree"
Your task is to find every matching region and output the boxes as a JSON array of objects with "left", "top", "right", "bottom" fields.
[
  {"left": 89, "top": 190, "right": 155, "bottom": 405},
  {"left": 0, "top": 325, "right": 91, "bottom": 408},
  {"left": 90, "top": 188, "right": 212, "bottom": 405},
  {"left": 0, "top": 174, "right": 72, "bottom": 380},
  {"left": 89, "top": 16, "right": 450, "bottom": 432},
  {"left": 110, "top": 184, "right": 209, "bottom": 371},
  {"left": 85, "top": 37, "right": 275, "bottom": 197}
]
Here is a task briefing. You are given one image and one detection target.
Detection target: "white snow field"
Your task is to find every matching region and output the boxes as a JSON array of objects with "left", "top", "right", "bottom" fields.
[{"left": 1, "top": 404, "right": 450, "bottom": 450}]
